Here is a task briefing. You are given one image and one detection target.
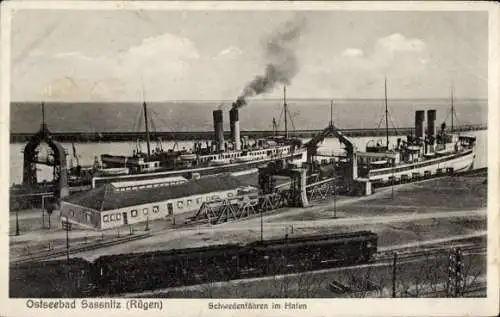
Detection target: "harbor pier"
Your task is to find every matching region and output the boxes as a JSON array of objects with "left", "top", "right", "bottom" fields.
[{"left": 10, "top": 124, "right": 486, "bottom": 143}]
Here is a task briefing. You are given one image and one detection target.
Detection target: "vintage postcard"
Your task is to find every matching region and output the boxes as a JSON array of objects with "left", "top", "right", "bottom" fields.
[{"left": 1, "top": 1, "right": 498, "bottom": 316}]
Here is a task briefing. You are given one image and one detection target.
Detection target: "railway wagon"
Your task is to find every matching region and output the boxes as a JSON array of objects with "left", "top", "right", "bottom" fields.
[
  {"left": 91, "top": 231, "right": 377, "bottom": 296},
  {"left": 242, "top": 230, "right": 378, "bottom": 276},
  {"left": 92, "top": 243, "right": 242, "bottom": 295},
  {"left": 9, "top": 258, "right": 92, "bottom": 298}
]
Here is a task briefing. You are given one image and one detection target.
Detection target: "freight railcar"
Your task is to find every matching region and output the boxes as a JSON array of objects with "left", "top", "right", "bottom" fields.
[
  {"left": 241, "top": 230, "right": 377, "bottom": 276},
  {"left": 92, "top": 243, "right": 242, "bottom": 295},
  {"left": 91, "top": 231, "right": 377, "bottom": 296}
]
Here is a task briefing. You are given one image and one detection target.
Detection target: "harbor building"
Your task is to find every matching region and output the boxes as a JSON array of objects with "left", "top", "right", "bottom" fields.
[{"left": 59, "top": 174, "right": 252, "bottom": 230}]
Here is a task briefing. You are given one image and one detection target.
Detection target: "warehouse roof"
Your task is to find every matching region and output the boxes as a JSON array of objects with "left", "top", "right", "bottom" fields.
[
  {"left": 110, "top": 176, "right": 188, "bottom": 189},
  {"left": 62, "top": 174, "right": 245, "bottom": 211}
]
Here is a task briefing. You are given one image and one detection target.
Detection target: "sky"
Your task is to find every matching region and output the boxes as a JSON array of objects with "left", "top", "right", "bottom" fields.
[{"left": 10, "top": 9, "right": 488, "bottom": 101}]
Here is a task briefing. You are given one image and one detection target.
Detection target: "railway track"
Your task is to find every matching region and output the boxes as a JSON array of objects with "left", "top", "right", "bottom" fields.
[
  {"left": 375, "top": 244, "right": 486, "bottom": 263},
  {"left": 119, "top": 243, "right": 486, "bottom": 298},
  {"left": 10, "top": 232, "right": 152, "bottom": 265}
]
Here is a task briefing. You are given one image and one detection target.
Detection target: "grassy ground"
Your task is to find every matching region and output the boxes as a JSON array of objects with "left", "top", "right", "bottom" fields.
[{"left": 275, "top": 176, "right": 487, "bottom": 222}]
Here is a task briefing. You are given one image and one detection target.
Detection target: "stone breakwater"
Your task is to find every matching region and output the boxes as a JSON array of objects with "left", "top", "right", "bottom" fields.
[{"left": 10, "top": 124, "right": 487, "bottom": 143}]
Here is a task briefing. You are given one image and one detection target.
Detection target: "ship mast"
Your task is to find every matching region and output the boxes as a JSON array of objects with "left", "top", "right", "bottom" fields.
[
  {"left": 141, "top": 78, "right": 151, "bottom": 161},
  {"left": 284, "top": 85, "right": 288, "bottom": 139},
  {"left": 143, "top": 101, "right": 151, "bottom": 161},
  {"left": 41, "top": 102, "right": 45, "bottom": 126},
  {"left": 330, "top": 100, "right": 333, "bottom": 127},
  {"left": 451, "top": 84, "right": 454, "bottom": 133},
  {"left": 384, "top": 77, "right": 389, "bottom": 148},
  {"left": 41, "top": 101, "right": 47, "bottom": 131}
]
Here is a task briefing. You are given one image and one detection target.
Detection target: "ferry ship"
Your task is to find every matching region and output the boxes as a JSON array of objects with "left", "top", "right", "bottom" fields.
[
  {"left": 93, "top": 91, "right": 308, "bottom": 187},
  {"left": 315, "top": 81, "right": 477, "bottom": 192},
  {"left": 356, "top": 110, "right": 476, "bottom": 186}
]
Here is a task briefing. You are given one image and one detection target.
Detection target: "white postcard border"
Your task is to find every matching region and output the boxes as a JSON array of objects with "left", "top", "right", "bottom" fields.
[{"left": 1, "top": 2, "right": 498, "bottom": 317}]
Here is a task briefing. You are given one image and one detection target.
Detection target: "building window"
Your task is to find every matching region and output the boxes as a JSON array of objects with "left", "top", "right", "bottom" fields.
[
  {"left": 143, "top": 208, "right": 148, "bottom": 215},
  {"left": 103, "top": 215, "right": 109, "bottom": 222},
  {"left": 86, "top": 213, "right": 91, "bottom": 223},
  {"left": 70, "top": 210, "right": 75, "bottom": 216},
  {"left": 131, "top": 210, "right": 138, "bottom": 217},
  {"left": 116, "top": 214, "right": 121, "bottom": 220},
  {"left": 196, "top": 197, "right": 202, "bottom": 204},
  {"left": 110, "top": 214, "right": 115, "bottom": 221},
  {"left": 187, "top": 199, "right": 192, "bottom": 207},
  {"left": 177, "top": 201, "right": 184, "bottom": 209},
  {"left": 153, "top": 205, "right": 159, "bottom": 213}
]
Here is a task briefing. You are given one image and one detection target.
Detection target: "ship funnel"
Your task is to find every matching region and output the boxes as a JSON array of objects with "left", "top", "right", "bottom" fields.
[
  {"left": 415, "top": 110, "right": 425, "bottom": 140},
  {"left": 230, "top": 107, "right": 241, "bottom": 151},
  {"left": 213, "top": 109, "right": 224, "bottom": 151},
  {"left": 427, "top": 110, "right": 436, "bottom": 152},
  {"left": 427, "top": 110, "right": 436, "bottom": 139}
]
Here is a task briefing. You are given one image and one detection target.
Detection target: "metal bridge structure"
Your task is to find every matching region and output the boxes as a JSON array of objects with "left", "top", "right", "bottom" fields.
[{"left": 190, "top": 164, "right": 338, "bottom": 225}]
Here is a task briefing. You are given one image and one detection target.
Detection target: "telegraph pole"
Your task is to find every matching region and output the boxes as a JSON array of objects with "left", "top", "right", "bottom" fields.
[
  {"left": 392, "top": 252, "right": 397, "bottom": 298},
  {"left": 65, "top": 219, "right": 70, "bottom": 261},
  {"left": 41, "top": 196, "right": 45, "bottom": 228}
]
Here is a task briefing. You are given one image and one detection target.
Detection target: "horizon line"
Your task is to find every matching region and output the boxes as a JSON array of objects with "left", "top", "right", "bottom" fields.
[{"left": 10, "top": 97, "right": 488, "bottom": 104}]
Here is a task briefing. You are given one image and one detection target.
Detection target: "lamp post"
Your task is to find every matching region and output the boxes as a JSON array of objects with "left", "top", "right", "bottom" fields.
[
  {"left": 260, "top": 209, "right": 264, "bottom": 242},
  {"left": 333, "top": 182, "right": 337, "bottom": 218},
  {"left": 41, "top": 195, "right": 45, "bottom": 228},
  {"left": 145, "top": 214, "right": 150, "bottom": 231},
  {"left": 15, "top": 208, "right": 20, "bottom": 236},
  {"left": 333, "top": 156, "right": 337, "bottom": 219},
  {"left": 391, "top": 160, "right": 395, "bottom": 199},
  {"left": 47, "top": 203, "right": 53, "bottom": 229}
]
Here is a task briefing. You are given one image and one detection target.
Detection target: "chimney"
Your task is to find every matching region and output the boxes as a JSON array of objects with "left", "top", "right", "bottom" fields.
[
  {"left": 427, "top": 110, "right": 436, "bottom": 139},
  {"left": 230, "top": 107, "right": 241, "bottom": 151},
  {"left": 213, "top": 110, "right": 224, "bottom": 152},
  {"left": 415, "top": 110, "right": 425, "bottom": 140}
]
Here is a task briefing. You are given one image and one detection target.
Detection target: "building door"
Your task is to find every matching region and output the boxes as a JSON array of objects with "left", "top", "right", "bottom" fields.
[
  {"left": 167, "top": 203, "right": 174, "bottom": 216},
  {"left": 122, "top": 212, "right": 128, "bottom": 225}
]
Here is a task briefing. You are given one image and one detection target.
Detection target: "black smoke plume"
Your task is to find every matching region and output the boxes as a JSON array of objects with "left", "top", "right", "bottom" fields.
[{"left": 232, "top": 16, "right": 306, "bottom": 109}]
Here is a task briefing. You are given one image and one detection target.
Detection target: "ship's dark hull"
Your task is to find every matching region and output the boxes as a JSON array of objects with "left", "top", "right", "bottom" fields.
[{"left": 92, "top": 150, "right": 308, "bottom": 188}]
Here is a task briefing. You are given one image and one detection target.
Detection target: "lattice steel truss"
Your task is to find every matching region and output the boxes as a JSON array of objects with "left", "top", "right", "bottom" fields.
[
  {"left": 191, "top": 192, "right": 291, "bottom": 225},
  {"left": 191, "top": 177, "right": 337, "bottom": 225}
]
